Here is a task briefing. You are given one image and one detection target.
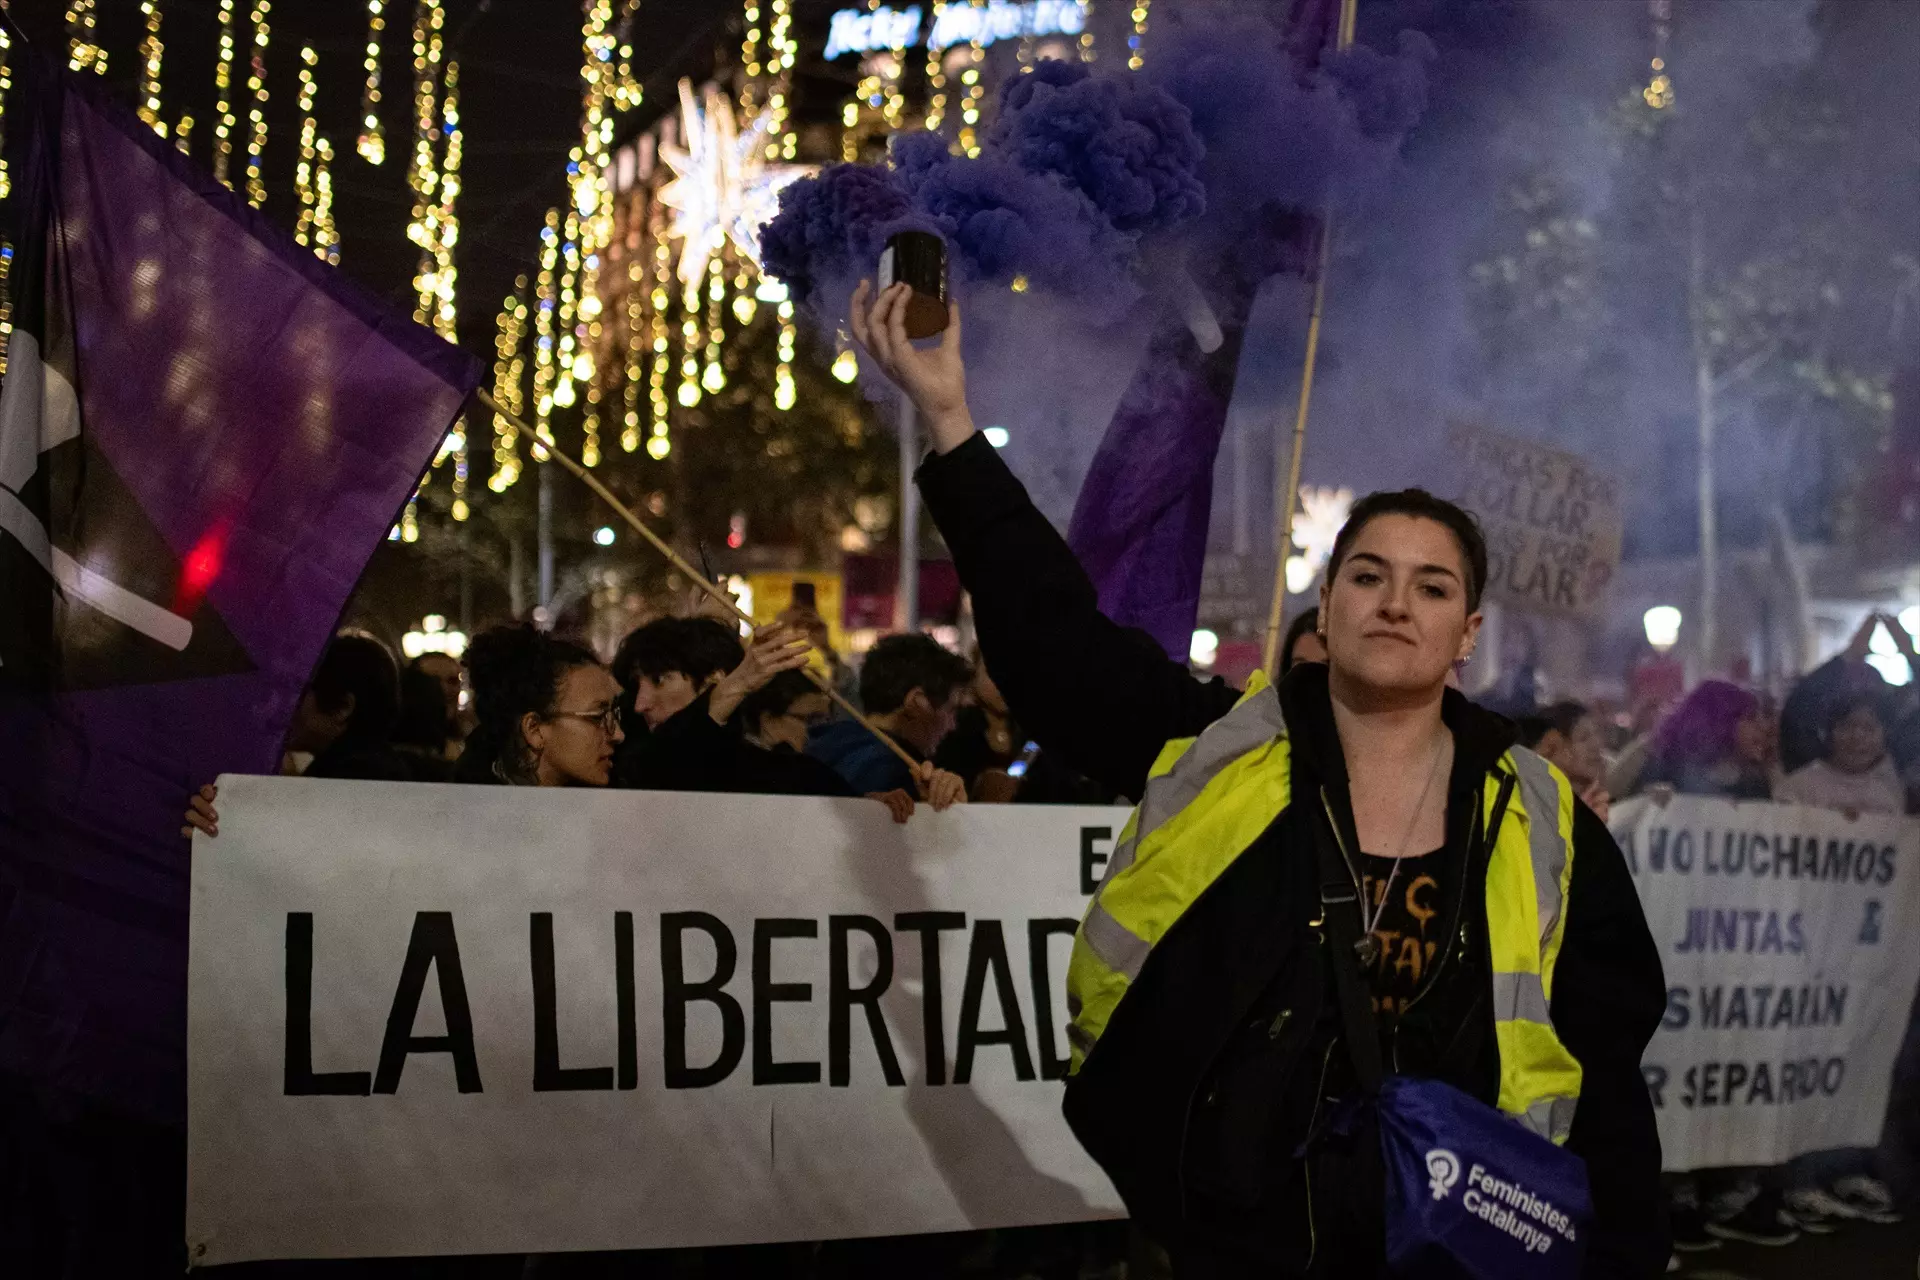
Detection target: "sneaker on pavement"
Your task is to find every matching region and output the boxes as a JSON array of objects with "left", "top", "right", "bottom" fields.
[
  {"left": 1832, "top": 1175, "right": 1905, "bottom": 1224},
  {"left": 1670, "top": 1202, "right": 1721, "bottom": 1252},
  {"left": 1706, "top": 1191, "right": 1801, "bottom": 1247},
  {"left": 1783, "top": 1187, "right": 1844, "bottom": 1234}
]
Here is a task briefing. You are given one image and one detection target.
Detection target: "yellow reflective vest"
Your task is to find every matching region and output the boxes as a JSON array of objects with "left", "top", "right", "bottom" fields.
[{"left": 1065, "top": 673, "right": 1585, "bottom": 1144}]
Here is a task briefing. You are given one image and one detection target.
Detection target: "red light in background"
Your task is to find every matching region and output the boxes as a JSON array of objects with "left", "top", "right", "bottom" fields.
[
  {"left": 173, "top": 525, "right": 227, "bottom": 614},
  {"left": 726, "top": 531, "right": 744, "bottom": 549}
]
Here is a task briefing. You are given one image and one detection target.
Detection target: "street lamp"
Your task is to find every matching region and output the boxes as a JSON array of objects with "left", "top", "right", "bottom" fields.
[
  {"left": 1643, "top": 606, "right": 1682, "bottom": 653},
  {"left": 1189, "top": 628, "right": 1219, "bottom": 668}
]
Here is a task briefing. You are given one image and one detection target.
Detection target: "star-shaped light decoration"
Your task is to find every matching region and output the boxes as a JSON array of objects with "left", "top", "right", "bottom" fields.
[
  {"left": 657, "top": 79, "right": 815, "bottom": 287},
  {"left": 1284, "top": 485, "right": 1355, "bottom": 594}
]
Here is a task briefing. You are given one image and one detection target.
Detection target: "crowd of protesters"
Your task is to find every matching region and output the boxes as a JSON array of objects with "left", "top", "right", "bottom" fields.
[{"left": 168, "top": 291, "right": 1920, "bottom": 1280}]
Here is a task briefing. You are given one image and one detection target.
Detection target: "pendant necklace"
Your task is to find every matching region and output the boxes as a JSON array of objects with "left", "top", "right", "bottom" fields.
[{"left": 1353, "top": 732, "right": 1449, "bottom": 969}]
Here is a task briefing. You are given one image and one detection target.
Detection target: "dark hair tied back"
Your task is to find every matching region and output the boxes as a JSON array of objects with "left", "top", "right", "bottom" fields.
[{"left": 1326, "top": 488, "right": 1489, "bottom": 612}]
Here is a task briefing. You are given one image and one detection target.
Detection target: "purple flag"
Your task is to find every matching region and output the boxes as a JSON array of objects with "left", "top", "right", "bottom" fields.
[
  {"left": 0, "top": 58, "right": 481, "bottom": 1120},
  {"left": 1064, "top": 0, "right": 1342, "bottom": 659}
]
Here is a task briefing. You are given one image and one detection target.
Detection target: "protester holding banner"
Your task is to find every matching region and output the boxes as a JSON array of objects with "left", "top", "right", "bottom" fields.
[
  {"left": 1636, "top": 681, "right": 1778, "bottom": 804},
  {"left": 808, "top": 631, "right": 972, "bottom": 795},
  {"left": 1776, "top": 692, "right": 1910, "bottom": 817},
  {"left": 1519, "top": 701, "right": 1610, "bottom": 821},
  {"left": 853, "top": 280, "right": 1669, "bottom": 1277}
]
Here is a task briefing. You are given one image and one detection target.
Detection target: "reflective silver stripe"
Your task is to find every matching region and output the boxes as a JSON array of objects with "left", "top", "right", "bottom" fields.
[
  {"left": 1509, "top": 747, "right": 1570, "bottom": 950},
  {"left": 1489, "top": 969, "right": 1552, "bottom": 1025},
  {"left": 1521, "top": 1096, "right": 1577, "bottom": 1144},
  {"left": 1081, "top": 900, "right": 1153, "bottom": 981},
  {"left": 1106, "top": 684, "right": 1288, "bottom": 885}
]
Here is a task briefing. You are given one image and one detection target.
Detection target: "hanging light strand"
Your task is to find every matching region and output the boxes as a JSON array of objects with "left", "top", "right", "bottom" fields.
[
  {"left": 647, "top": 197, "right": 672, "bottom": 458},
  {"left": 571, "top": 0, "right": 618, "bottom": 469},
  {"left": 1126, "top": 0, "right": 1150, "bottom": 69},
  {"left": 701, "top": 252, "right": 727, "bottom": 395},
  {"left": 0, "top": 21, "right": 12, "bottom": 200},
  {"left": 406, "top": 0, "right": 445, "bottom": 322},
  {"left": 765, "top": 0, "right": 797, "bottom": 159},
  {"left": 295, "top": 47, "right": 319, "bottom": 244},
  {"left": 213, "top": 0, "right": 237, "bottom": 184},
  {"left": 67, "top": 1, "right": 106, "bottom": 74},
  {"left": 138, "top": 2, "right": 166, "bottom": 133},
  {"left": 1078, "top": 0, "right": 1097, "bottom": 61},
  {"left": 532, "top": 208, "right": 561, "bottom": 444},
  {"left": 431, "top": 58, "right": 462, "bottom": 337},
  {"left": 925, "top": 3, "right": 948, "bottom": 134},
  {"left": 490, "top": 275, "right": 530, "bottom": 489},
  {"left": 313, "top": 137, "right": 340, "bottom": 263},
  {"left": 554, "top": 210, "right": 582, "bottom": 412},
  {"left": 358, "top": 0, "right": 387, "bottom": 163},
  {"left": 775, "top": 293, "right": 796, "bottom": 412},
  {"left": 958, "top": 22, "right": 985, "bottom": 157},
  {"left": 739, "top": 1, "right": 763, "bottom": 114},
  {"left": 245, "top": 0, "right": 271, "bottom": 208}
]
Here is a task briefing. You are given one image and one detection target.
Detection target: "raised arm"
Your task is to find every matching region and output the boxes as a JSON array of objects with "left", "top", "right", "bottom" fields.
[{"left": 851, "top": 282, "right": 1237, "bottom": 799}]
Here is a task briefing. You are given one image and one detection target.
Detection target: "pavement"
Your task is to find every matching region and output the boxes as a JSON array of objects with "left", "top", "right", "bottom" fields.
[{"left": 1673, "top": 1217, "right": 1919, "bottom": 1280}]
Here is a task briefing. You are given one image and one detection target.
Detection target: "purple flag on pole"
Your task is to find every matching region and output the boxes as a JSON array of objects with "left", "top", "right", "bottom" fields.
[
  {"left": 0, "top": 58, "right": 481, "bottom": 1120},
  {"left": 1064, "top": 0, "right": 1343, "bottom": 660}
]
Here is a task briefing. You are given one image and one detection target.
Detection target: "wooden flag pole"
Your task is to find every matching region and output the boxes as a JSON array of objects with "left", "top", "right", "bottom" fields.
[
  {"left": 474, "top": 389, "right": 922, "bottom": 777},
  {"left": 1260, "top": 0, "right": 1359, "bottom": 675}
]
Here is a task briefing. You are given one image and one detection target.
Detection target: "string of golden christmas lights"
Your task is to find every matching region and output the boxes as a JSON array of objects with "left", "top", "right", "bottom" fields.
[
  {"left": 358, "top": 0, "right": 387, "bottom": 163},
  {"left": 925, "top": 3, "right": 949, "bottom": 133},
  {"left": 213, "top": 0, "right": 236, "bottom": 185},
  {"left": 765, "top": 0, "right": 796, "bottom": 160},
  {"left": 1127, "top": 0, "right": 1150, "bottom": 69},
  {"left": 489, "top": 275, "right": 530, "bottom": 489},
  {"left": 775, "top": 292, "right": 797, "bottom": 412},
  {"left": 138, "top": 2, "right": 165, "bottom": 133},
  {"left": 313, "top": 137, "right": 339, "bottom": 262},
  {"left": 437, "top": 62, "right": 468, "bottom": 516},
  {"left": 571, "top": 0, "right": 617, "bottom": 469},
  {"left": 553, "top": 209, "right": 582, "bottom": 410},
  {"left": 295, "top": 46, "right": 319, "bottom": 245},
  {"left": 428, "top": 58, "right": 462, "bottom": 337},
  {"left": 647, "top": 197, "right": 673, "bottom": 458},
  {"left": 958, "top": 26, "right": 985, "bottom": 157},
  {"left": 1079, "top": 0, "right": 1097, "bottom": 61},
  {"left": 532, "top": 208, "right": 561, "bottom": 444},
  {"left": 67, "top": 1, "right": 106, "bottom": 74},
  {"left": 740, "top": 0, "right": 763, "bottom": 113},
  {"left": 701, "top": 253, "right": 727, "bottom": 395},
  {"left": 405, "top": 0, "right": 445, "bottom": 323},
  {"left": 0, "top": 20, "right": 12, "bottom": 200},
  {"left": 175, "top": 115, "right": 193, "bottom": 155},
  {"left": 245, "top": 0, "right": 270, "bottom": 208},
  {"left": 622, "top": 251, "right": 645, "bottom": 454},
  {"left": 676, "top": 271, "right": 702, "bottom": 408}
]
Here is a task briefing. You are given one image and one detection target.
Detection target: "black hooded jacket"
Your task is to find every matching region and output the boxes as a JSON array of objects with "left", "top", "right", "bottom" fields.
[{"left": 917, "top": 434, "right": 1668, "bottom": 1277}]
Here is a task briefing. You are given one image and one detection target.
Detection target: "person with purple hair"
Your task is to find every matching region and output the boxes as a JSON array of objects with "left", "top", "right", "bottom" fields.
[{"left": 1640, "top": 681, "right": 1778, "bottom": 803}]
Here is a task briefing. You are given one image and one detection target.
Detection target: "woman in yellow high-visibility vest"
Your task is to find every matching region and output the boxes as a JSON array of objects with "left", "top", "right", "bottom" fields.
[{"left": 853, "top": 282, "right": 1669, "bottom": 1278}]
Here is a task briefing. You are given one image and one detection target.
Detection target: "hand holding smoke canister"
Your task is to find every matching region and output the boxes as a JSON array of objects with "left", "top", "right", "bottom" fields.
[{"left": 850, "top": 234, "right": 976, "bottom": 456}]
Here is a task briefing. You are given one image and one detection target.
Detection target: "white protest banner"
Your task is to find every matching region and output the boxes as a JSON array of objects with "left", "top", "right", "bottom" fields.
[
  {"left": 187, "top": 776, "right": 1126, "bottom": 1266},
  {"left": 1609, "top": 793, "right": 1920, "bottom": 1171},
  {"left": 1451, "top": 421, "right": 1622, "bottom": 619}
]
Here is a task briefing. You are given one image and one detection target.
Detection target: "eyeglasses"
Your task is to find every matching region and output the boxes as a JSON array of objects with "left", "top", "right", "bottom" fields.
[{"left": 549, "top": 704, "right": 622, "bottom": 734}]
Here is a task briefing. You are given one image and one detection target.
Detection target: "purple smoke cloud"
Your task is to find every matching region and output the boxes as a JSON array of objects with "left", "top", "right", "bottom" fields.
[{"left": 987, "top": 58, "right": 1207, "bottom": 236}]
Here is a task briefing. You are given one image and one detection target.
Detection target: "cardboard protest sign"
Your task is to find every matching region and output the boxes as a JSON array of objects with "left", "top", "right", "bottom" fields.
[{"left": 1451, "top": 423, "right": 1622, "bottom": 619}]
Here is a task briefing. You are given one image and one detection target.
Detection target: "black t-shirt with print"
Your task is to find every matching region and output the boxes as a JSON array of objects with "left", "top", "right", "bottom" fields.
[{"left": 1357, "top": 848, "right": 1448, "bottom": 1021}]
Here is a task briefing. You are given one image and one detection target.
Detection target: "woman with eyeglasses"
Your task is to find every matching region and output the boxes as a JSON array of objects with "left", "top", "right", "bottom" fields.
[{"left": 453, "top": 623, "right": 625, "bottom": 787}]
